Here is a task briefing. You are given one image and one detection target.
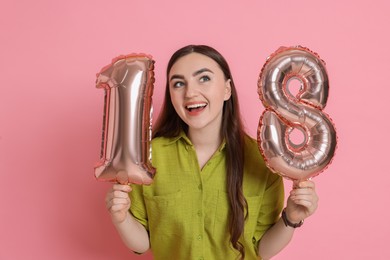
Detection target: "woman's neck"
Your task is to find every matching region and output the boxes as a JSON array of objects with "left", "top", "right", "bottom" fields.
[
  {"left": 188, "top": 127, "right": 221, "bottom": 149},
  {"left": 187, "top": 111, "right": 224, "bottom": 149},
  {"left": 188, "top": 125, "right": 222, "bottom": 169}
]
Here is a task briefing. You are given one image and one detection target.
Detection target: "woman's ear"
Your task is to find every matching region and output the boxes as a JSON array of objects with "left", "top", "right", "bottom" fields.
[{"left": 224, "top": 79, "right": 232, "bottom": 101}]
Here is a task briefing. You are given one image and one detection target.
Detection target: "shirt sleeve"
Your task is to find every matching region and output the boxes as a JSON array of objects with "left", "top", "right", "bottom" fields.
[
  {"left": 129, "top": 183, "right": 149, "bottom": 231},
  {"left": 252, "top": 169, "right": 284, "bottom": 250}
]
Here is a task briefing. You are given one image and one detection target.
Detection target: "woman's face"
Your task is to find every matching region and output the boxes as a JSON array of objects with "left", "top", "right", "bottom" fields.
[{"left": 168, "top": 52, "right": 231, "bottom": 132}]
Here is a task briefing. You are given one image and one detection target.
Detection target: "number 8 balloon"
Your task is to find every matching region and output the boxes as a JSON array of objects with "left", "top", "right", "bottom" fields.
[
  {"left": 94, "top": 54, "right": 156, "bottom": 185},
  {"left": 257, "top": 46, "right": 337, "bottom": 181}
]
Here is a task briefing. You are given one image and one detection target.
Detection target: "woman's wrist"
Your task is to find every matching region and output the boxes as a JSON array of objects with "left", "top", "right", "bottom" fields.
[{"left": 281, "top": 208, "right": 304, "bottom": 228}]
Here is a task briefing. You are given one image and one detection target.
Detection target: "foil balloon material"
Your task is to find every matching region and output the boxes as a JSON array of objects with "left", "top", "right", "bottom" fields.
[
  {"left": 95, "top": 54, "right": 156, "bottom": 185},
  {"left": 257, "top": 46, "right": 337, "bottom": 181}
]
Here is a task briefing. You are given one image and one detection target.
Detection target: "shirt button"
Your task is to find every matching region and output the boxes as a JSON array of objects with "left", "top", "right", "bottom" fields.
[
  {"left": 197, "top": 235, "right": 202, "bottom": 240},
  {"left": 197, "top": 210, "right": 201, "bottom": 217}
]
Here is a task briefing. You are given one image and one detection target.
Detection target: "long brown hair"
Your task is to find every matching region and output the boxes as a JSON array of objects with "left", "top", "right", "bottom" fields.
[{"left": 154, "top": 45, "right": 248, "bottom": 258}]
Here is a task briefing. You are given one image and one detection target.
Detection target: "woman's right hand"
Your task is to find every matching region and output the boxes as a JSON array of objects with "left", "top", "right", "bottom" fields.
[{"left": 105, "top": 184, "right": 132, "bottom": 224}]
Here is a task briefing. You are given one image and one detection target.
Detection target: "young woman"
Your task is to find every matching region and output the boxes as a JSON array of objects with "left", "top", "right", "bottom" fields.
[{"left": 105, "top": 45, "right": 318, "bottom": 260}]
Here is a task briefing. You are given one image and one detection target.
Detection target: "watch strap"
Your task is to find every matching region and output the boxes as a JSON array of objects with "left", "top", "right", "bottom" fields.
[{"left": 282, "top": 208, "right": 304, "bottom": 228}]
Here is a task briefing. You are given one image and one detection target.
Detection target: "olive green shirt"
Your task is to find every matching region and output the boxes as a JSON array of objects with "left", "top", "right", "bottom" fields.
[{"left": 130, "top": 132, "right": 284, "bottom": 260}]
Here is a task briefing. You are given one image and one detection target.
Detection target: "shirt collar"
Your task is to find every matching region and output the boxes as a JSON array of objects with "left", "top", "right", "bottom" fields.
[
  {"left": 164, "top": 131, "right": 226, "bottom": 152},
  {"left": 163, "top": 131, "right": 190, "bottom": 145}
]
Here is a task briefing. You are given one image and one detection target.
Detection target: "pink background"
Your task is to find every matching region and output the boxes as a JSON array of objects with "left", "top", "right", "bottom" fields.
[{"left": 1, "top": 0, "right": 389, "bottom": 259}]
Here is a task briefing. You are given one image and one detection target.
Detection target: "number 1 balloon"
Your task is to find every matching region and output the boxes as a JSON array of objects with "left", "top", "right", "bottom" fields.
[
  {"left": 257, "top": 46, "right": 337, "bottom": 181},
  {"left": 94, "top": 54, "right": 156, "bottom": 185}
]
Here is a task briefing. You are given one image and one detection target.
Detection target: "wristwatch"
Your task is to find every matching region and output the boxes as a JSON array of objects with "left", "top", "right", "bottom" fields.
[{"left": 282, "top": 208, "right": 304, "bottom": 228}]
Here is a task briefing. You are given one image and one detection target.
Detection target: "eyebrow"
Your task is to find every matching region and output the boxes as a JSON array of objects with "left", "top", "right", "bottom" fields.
[
  {"left": 170, "top": 68, "right": 214, "bottom": 82},
  {"left": 193, "top": 68, "right": 213, "bottom": 77}
]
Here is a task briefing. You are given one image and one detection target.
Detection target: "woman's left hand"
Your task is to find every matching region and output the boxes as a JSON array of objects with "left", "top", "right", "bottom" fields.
[{"left": 285, "top": 180, "right": 319, "bottom": 224}]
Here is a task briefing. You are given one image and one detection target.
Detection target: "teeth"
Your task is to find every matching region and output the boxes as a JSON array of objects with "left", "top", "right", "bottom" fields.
[{"left": 186, "top": 103, "right": 207, "bottom": 109}]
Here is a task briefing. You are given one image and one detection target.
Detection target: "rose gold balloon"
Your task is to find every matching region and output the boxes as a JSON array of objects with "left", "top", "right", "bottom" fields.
[
  {"left": 94, "top": 54, "right": 156, "bottom": 185},
  {"left": 257, "top": 46, "right": 337, "bottom": 181}
]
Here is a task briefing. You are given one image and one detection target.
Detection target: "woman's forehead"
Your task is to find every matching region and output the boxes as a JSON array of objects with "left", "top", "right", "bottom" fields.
[{"left": 169, "top": 53, "right": 220, "bottom": 74}]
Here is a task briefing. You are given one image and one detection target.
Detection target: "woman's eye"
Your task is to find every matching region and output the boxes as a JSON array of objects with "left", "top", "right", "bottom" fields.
[
  {"left": 173, "top": 81, "right": 185, "bottom": 88},
  {"left": 199, "top": 75, "right": 210, "bottom": 83}
]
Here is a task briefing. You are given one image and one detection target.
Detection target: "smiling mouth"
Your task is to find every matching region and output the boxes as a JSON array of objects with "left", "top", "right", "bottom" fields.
[{"left": 186, "top": 103, "right": 207, "bottom": 112}]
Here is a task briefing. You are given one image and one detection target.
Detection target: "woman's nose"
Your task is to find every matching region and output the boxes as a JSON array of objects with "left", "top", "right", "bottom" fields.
[{"left": 185, "top": 82, "right": 199, "bottom": 98}]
